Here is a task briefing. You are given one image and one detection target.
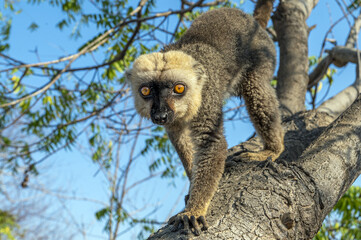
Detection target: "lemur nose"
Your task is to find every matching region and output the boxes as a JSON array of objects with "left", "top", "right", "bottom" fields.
[{"left": 154, "top": 112, "right": 168, "bottom": 124}]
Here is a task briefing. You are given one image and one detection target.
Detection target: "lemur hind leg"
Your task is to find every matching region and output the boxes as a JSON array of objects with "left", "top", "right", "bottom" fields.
[{"left": 239, "top": 71, "right": 284, "bottom": 162}]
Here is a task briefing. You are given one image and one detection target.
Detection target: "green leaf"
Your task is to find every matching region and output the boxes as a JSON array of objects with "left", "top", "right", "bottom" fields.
[
  {"left": 1, "top": 136, "right": 11, "bottom": 145},
  {"left": 56, "top": 19, "right": 68, "bottom": 30},
  {"left": 95, "top": 207, "right": 110, "bottom": 221},
  {"left": 42, "top": 96, "right": 53, "bottom": 105},
  {"left": 28, "top": 22, "right": 39, "bottom": 32},
  {"left": 315, "top": 186, "right": 361, "bottom": 239}
]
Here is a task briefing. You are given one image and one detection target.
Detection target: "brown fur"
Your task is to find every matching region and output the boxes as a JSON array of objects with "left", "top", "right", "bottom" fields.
[{"left": 126, "top": 8, "right": 284, "bottom": 235}]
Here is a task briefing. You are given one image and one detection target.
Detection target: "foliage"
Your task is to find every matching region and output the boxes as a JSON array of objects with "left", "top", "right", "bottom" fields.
[
  {"left": 0, "top": 210, "right": 19, "bottom": 240},
  {"left": 0, "top": 1, "right": 19, "bottom": 52},
  {"left": 314, "top": 186, "right": 361, "bottom": 240},
  {"left": 348, "top": 0, "right": 361, "bottom": 10},
  {"left": 0, "top": 0, "right": 157, "bottom": 174}
]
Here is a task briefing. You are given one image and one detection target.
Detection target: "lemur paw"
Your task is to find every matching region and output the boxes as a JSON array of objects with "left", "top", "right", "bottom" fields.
[
  {"left": 240, "top": 150, "right": 279, "bottom": 162},
  {"left": 168, "top": 211, "right": 209, "bottom": 236}
]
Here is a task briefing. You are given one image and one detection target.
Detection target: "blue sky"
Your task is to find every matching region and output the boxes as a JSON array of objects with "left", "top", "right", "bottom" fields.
[{"left": 1, "top": 0, "right": 361, "bottom": 239}]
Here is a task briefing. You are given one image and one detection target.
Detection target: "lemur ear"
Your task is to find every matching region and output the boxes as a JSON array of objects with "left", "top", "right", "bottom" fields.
[{"left": 124, "top": 68, "right": 132, "bottom": 84}]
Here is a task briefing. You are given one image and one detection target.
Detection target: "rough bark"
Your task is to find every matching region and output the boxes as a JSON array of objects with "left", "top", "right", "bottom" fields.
[
  {"left": 299, "top": 94, "right": 361, "bottom": 222},
  {"left": 272, "top": 0, "right": 318, "bottom": 116},
  {"left": 253, "top": 0, "right": 274, "bottom": 29},
  {"left": 148, "top": 94, "right": 361, "bottom": 240}
]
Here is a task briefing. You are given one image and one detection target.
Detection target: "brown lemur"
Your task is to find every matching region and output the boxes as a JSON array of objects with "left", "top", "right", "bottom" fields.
[{"left": 126, "top": 8, "right": 284, "bottom": 235}]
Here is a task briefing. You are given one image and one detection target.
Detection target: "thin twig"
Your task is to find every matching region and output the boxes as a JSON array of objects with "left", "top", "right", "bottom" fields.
[
  {"left": 0, "top": 0, "right": 223, "bottom": 75},
  {"left": 113, "top": 118, "right": 143, "bottom": 237}
]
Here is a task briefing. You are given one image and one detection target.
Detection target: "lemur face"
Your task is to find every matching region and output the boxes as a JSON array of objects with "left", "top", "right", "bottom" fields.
[
  {"left": 137, "top": 80, "right": 187, "bottom": 125},
  {"left": 126, "top": 51, "right": 205, "bottom": 125}
]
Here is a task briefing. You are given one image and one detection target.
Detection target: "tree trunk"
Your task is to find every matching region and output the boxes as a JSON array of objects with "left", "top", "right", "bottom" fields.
[
  {"left": 272, "top": 0, "right": 315, "bottom": 116},
  {"left": 148, "top": 93, "right": 361, "bottom": 240}
]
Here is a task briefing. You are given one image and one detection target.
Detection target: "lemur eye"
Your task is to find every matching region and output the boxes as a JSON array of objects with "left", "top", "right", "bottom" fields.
[
  {"left": 174, "top": 84, "right": 185, "bottom": 94},
  {"left": 140, "top": 86, "right": 151, "bottom": 96}
]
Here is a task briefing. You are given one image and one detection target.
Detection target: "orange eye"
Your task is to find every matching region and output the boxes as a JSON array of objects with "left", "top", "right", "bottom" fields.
[
  {"left": 174, "top": 84, "right": 185, "bottom": 94},
  {"left": 140, "top": 86, "right": 151, "bottom": 96}
]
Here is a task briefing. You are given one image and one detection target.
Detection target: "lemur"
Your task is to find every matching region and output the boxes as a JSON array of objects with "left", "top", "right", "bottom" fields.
[{"left": 126, "top": 8, "right": 284, "bottom": 236}]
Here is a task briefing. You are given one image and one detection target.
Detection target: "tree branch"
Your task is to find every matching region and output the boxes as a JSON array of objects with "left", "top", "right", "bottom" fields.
[
  {"left": 0, "top": 0, "right": 225, "bottom": 75},
  {"left": 0, "top": 1, "right": 222, "bottom": 108},
  {"left": 253, "top": 0, "right": 274, "bottom": 29},
  {"left": 0, "top": 55, "right": 77, "bottom": 108},
  {"left": 308, "top": 46, "right": 361, "bottom": 89},
  {"left": 300, "top": 93, "right": 361, "bottom": 220},
  {"left": 316, "top": 71, "right": 360, "bottom": 118},
  {"left": 148, "top": 94, "right": 361, "bottom": 239},
  {"left": 345, "top": 10, "right": 361, "bottom": 48},
  {"left": 272, "top": 0, "right": 319, "bottom": 116},
  {"left": 316, "top": 11, "right": 361, "bottom": 118}
]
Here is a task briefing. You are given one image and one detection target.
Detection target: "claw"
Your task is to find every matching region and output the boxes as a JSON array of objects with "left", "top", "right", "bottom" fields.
[
  {"left": 198, "top": 216, "right": 209, "bottom": 230},
  {"left": 190, "top": 216, "right": 201, "bottom": 236},
  {"left": 168, "top": 212, "right": 209, "bottom": 236},
  {"left": 181, "top": 215, "right": 190, "bottom": 234},
  {"left": 170, "top": 217, "right": 182, "bottom": 232}
]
